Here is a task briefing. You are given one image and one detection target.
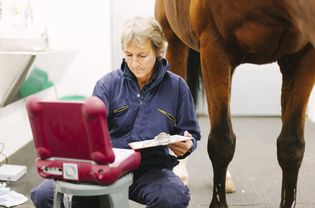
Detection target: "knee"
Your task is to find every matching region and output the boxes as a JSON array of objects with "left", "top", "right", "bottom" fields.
[
  {"left": 152, "top": 185, "right": 190, "bottom": 208},
  {"left": 30, "top": 188, "right": 52, "bottom": 208},
  {"left": 208, "top": 130, "right": 236, "bottom": 159},
  {"left": 30, "top": 188, "right": 46, "bottom": 208},
  {"left": 30, "top": 180, "right": 54, "bottom": 208},
  {"left": 277, "top": 134, "right": 305, "bottom": 169}
]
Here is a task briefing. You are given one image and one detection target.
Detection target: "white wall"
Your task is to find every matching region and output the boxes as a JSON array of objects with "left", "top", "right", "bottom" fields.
[
  {"left": 231, "top": 63, "right": 281, "bottom": 116},
  {"left": 35, "top": 0, "right": 112, "bottom": 97},
  {"left": 306, "top": 86, "right": 315, "bottom": 122}
]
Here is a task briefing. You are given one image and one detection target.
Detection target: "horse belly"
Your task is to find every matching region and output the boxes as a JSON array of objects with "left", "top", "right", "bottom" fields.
[{"left": 235, "top": 21, "right": 308, "bottom": 54}]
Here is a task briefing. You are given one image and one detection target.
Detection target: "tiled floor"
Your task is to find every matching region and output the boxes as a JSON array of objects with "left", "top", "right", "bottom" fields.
[{"left": 5, "top": 116, "right": 315, "bottom": 207}]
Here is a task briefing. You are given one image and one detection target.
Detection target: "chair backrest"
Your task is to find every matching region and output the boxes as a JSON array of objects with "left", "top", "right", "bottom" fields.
[{"left": 25, "top": 96, "right": 115, "bottom": 165}]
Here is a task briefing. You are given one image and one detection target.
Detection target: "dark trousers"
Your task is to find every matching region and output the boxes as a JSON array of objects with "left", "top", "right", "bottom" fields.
[
  {"left": 30, "top": 179, "right": 99, "bottom": 208},
  {"left": 30, "top": 168, "right": 190, "bottom": 208}
]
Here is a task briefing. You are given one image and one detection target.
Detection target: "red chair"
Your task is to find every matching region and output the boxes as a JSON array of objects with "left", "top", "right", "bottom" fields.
[{"left": 25, "top": 96, "right": 141, "bottom": 208}]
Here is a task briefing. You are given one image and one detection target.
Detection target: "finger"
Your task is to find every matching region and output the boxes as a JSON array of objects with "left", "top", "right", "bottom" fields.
[
  {"left": 169, "top": 144, "right": 187, "bottom": 155},
  {"left": 170, "top": 141, "right": 187, "bottom": 149},
  {"left": 171, "top": 147, "right": 185, "bottom": 156},
  {"left": 184, "top": 131, "right": 192, "bottom": 137}
]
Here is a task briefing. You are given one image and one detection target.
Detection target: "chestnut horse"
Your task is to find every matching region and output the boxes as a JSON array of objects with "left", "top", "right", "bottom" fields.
[{"left": 155, "top": 0, "right": 315, "bottom": 207}]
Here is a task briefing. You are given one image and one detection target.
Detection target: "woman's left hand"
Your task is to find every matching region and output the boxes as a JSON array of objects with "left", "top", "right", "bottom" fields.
[{"left": 168, "top": 131, "right": 193, "bottom": 157}]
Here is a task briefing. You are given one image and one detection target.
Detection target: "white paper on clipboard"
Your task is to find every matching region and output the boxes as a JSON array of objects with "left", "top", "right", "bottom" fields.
[{"left": 128, "top": 133, "right": 191, "bottom": 150}]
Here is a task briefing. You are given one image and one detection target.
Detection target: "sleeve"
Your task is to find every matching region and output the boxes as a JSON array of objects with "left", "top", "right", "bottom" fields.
[
  {"left": 92, "top": 76, "right": 111, "bottom": 112},
  {"left": 174, "top": 77, "right": 201, "bottom": 159}
]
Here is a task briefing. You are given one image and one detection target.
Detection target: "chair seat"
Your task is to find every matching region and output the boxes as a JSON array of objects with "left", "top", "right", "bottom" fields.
[
  {"left": 53, "top": 173, "right": 133, "bottom": 208},
  {"left": 55, "top": 173, "right": 133, "bottom": 196}
]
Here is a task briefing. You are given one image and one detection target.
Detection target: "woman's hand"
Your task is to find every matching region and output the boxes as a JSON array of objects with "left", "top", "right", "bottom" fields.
[{"left": 168, "top": 131, "right": 193, "bottom": 157}]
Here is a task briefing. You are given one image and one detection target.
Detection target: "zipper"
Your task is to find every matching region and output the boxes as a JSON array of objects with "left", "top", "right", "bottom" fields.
[
  {"left": 157, "top": 108, "right": 176, "bottom": 125},
  {"left": 113, "top": 105, "right": 129, "bottom": 114}
]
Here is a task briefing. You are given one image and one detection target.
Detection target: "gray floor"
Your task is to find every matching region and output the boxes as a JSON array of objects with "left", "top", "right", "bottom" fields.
[{"left": 4, "top": 116, "right": 315, "bottom": 208}]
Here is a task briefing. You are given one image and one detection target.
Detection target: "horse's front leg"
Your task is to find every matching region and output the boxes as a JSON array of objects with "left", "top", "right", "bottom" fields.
[
  {"left": 278, "top": 46, "right": 315, "bottom": 208},
  {"left": 199, "top": 33, "right": 236, "bottom": 208}
]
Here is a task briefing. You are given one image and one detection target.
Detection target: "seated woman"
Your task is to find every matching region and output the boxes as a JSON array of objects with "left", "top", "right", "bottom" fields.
[{"left": 30, "top": 16, "right": 201, "bottom": 208}]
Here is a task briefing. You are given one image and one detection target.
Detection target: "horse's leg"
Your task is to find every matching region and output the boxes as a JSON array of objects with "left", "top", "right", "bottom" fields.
[
  {"left": 199, "top": 33, "right": 235, "bottom": 208},
  {"left": 277, "top": 45, "right": 315, "bottom": 208},
  {"left": 155, "top": 0, "right": 189, "bottom": 78}
]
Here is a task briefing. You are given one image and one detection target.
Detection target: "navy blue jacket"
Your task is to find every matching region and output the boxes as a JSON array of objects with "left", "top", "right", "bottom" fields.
[{"left": 92, "top": 58, "right": 201, "bottom": 172}]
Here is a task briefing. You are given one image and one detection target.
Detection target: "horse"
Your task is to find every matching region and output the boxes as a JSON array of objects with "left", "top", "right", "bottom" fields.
[{"left": 155, "top": 0, "right": 315, "bottom": 207}]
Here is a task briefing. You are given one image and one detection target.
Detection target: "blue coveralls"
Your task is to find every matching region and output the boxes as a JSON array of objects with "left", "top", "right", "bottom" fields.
[{"left": 30, "top": 58, "right": 201, "bottom": 208}]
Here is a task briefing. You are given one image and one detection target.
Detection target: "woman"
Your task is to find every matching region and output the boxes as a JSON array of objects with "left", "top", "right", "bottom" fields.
[{"left": 31, "top": 16, "right": 201, "bottom": 208}]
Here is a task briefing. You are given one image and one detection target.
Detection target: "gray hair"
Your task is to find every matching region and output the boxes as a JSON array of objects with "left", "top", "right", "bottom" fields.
[{"left": 121, "top": 16, "right": 167, "bottom": 57}]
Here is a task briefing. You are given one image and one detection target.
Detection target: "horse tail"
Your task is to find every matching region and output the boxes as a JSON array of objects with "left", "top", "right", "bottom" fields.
[{"left": 186, "top": 49, "right": 202, "bottom": 107}]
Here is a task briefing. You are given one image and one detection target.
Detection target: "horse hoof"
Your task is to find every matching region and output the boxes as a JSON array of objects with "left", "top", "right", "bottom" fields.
[
  {"left": 173, "top": 159, "right": 189, "bottom": 186},
  {"left": 174, "top": 168, "right": 189, "bottom": 186},
  {"left": 180, "top": 175, "right": 189, "bottom": 186},
  {"left": 225, "top": 176, "right": 236, "bottom": 193}
]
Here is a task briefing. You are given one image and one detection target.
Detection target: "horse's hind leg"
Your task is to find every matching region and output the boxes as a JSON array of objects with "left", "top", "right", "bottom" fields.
[
  {"left": 155, "top": 0, "right": 189, "bottom": 78},
  {"left": 278, "top": 44, "right": 315, "bottom": 208},
  {"left": 199, "top": 32, "right": 235, "bottom": 208}
]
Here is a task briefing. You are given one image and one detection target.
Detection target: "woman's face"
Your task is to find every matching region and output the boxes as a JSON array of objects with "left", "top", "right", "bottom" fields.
[{"left": 124, "top": 40, "right": 157, "bottom": 88}]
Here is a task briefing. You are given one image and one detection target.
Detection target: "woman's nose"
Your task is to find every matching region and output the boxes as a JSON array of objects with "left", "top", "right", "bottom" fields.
[{"left": 131, "top": 59, "right": 140, "bottom": 67}]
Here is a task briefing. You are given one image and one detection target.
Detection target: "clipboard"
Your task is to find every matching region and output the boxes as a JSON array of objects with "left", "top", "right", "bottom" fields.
[{"left": 128, "top": 133, "right": 191, "bottom": 150}]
